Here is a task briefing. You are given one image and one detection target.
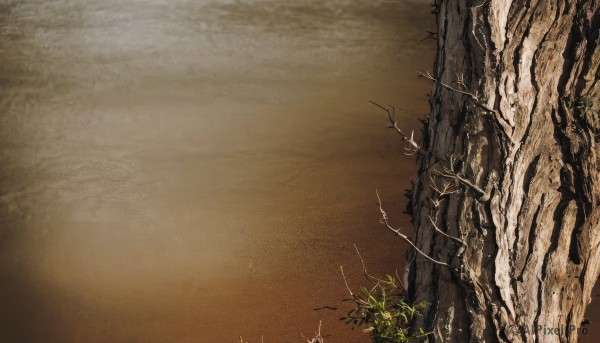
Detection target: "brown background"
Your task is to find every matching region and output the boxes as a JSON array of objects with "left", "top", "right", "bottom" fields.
[{"left": 0, "top": 0, "right": 596, "bottom": 342}]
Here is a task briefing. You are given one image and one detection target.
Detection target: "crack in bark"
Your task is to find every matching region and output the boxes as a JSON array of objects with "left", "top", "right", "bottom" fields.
[
  {"left": 517, "top": 200, "right": 542, "bottom": 281},
  {"left": 511, "top": 154, "right": 541, "bottom": 276}
]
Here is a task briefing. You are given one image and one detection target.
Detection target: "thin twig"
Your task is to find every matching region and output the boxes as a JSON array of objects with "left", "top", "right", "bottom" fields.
[
  {"left": 369, "top": 101, "right": 422, "bottom": 155},
  {"left": 431, "top": 155, "right": 496, "bottom": 201},
  {"left": 428, "top": 172, "right": 459, "bottom": 200},
  {"left": 305, "top": 321, "right": 324, "bottom": 343},
  {"left": 430, "top": 154, "right": 486, "bottom": 195},
  {"left": 375, "top": 190, "right": 457, "bottom": 271},
  {"left": 438, "top": 167, "right": 486, "bottom": 194},
  {"left": 418, "top": 71, "right": 496, "bottom": 114},
  {"left": 301, "top": 322, "right": 325, "bottom": 343},
  {"left": 339, "top": 266, "right": 369, "bottom": 307},
  {"left": 340, "top": 266, "right": 354, "bottom": 296},
  {"left": 353, "top": 244, "right": 389, "bottom": 284},
  {"left": 394, "top": 268, "right": 407, "bottom": 293},
  {"left": 419, "top": 70, "right": 514, "bottom": 140},
  {"left": 354, "top": 243, "right": 407, "bottom": 293},
  {"left": 428, "top": 215, "right": 467, "bottom": 247}
]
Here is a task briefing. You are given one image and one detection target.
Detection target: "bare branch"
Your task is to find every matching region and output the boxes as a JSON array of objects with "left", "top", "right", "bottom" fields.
[
  {"left": 394, "top": 268, "right": 407, "bottom": 293},
  {"left": 375, "top": 189, "right": 388, "bottom": 220},
  {"left": 339, "top": 266, "right": 370, "bottom": 308},
  {"left": 369, "top": 101, "right": 423, "bottom": 155},
  {"left": 428, "top": 215, "right": 467, "bottom": 247},
  {"left": 340, "top": 266, "right": 353, "bottom": 297},
  {"left": 353, "top": 244, "right": 406, "bottom": 292},
  {"left": 428, "top": 172, "right": 459, "bottom": 200},
  {"left": 438, "top": 167, "right": 486, "bottom": 194},
  {"left": 430, "top": 155, "right": 486, "bottom": 195},
  {"left": 418, "top": 71, "right": 496, "bottom": 114},
  {"left": 375, "top": 190, "right": 457, "bottom": 271},
  {"left": 354, "top": 244, "right": 386, "bottom": 283},
  {"left": 430, "top": 157, "right": 497, "bottom": 202},
  {"left": 419, "top": 70, "right": 514, "bottom": 140},
  {"left": 454, "top": 72, "right": 470, "bottom": 93},
  {"left": 427, "top": 172, "right": 469, "bottom": 254},
  {"left": 303, "top": 321, "right": 324, "bottom": 343}
]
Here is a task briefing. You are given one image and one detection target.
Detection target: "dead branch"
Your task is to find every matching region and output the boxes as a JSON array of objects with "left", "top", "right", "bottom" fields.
[
  {"left": 428, "top": 172, "right": 459, "bottom": 208},
  {"left": 353, "top": 244, "right": 407, "bottom": 293},
  {"left": 419, "top": 70, "right": 514, "bottom": 140},
  {"left": 340, "top": 266, "right": 354, "bottom": 297},
  {"left": 302, "top": 321, "right": 324, "bottom": 343},
  {"left": 376, "top": 190, "right": 457, "bottom": 271},
  {"left": 430, "top": 156, "right": 497, "bottom": 202},
  {"left": 369, "top": 101, "right": 423, "bottom": 155},
  {"left": 431, "top": 155, "right": 487, "bottom": 196},
  {"left": 428, "top": 214, "right": 467, "bottom": 247},
  {"left": 418, "top": 71, "right": 496, "bottom": 114},
  {"left": 427, "top": 171, "right": 469, "bottom": 255},
  {"left": 437, "top": 167, "right": 485, "bottom": 195}
]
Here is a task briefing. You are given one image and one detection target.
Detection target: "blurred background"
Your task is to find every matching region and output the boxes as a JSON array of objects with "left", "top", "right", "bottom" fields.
[{"left": 0, "top": 0, "right": 595, "bottom": 342}]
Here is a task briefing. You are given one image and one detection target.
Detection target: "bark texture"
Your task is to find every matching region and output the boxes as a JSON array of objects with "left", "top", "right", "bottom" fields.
[{"left": 408, "top": 1, "right": 600, "bottom": 342}]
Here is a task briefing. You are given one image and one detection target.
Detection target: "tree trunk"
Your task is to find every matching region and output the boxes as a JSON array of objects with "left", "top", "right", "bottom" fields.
[{"left": 407, "top": 1, "right": 600, "bottom": 342}]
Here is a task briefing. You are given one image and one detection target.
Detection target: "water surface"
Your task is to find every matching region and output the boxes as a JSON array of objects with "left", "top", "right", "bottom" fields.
[{"left": 0, "top": 1, "right": 437, "bottom": 341}]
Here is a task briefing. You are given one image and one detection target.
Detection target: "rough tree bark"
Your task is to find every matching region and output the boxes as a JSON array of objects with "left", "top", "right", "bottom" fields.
[{"left": 407, "top": 1, "right": 600, "bottom": 342}]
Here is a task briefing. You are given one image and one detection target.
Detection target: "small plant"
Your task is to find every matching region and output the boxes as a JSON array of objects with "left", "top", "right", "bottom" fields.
[
  {"left": 566, "top": 95, "right": 595, "bottom": 121},
  {"left": 340, "top": 247, "right": 432, "bottom": 343},
  {"left": 573, "top": 96, "right": 594, "bottom": 112}
]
